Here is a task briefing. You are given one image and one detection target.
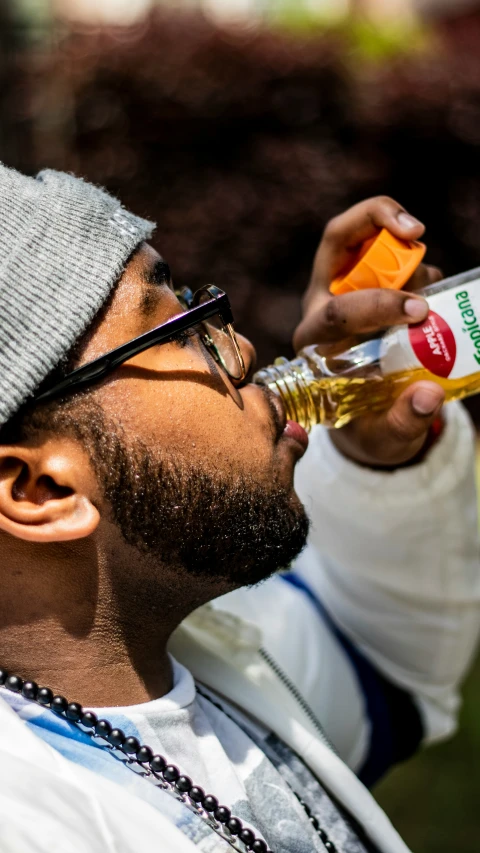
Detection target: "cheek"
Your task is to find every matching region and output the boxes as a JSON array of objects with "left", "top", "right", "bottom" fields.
[
  {"left": 155, "top": 384, "right": 269, "bottom": 469},
  {"left": 104, "top": 372, "right": 274, "bottom": 474}
]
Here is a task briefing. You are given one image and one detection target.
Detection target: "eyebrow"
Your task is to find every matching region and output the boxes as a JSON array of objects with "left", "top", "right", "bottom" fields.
[
  {"left": 140, "top": 259, "right": 172, "bottom": 318},
  {"left": 145, "top": 259, "right": 172, "bottom": 287}
]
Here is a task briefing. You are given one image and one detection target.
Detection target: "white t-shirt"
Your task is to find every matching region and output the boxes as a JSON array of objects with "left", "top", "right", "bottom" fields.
[{"left": 1, "top": 658, "right": 377, "bottom": 853}]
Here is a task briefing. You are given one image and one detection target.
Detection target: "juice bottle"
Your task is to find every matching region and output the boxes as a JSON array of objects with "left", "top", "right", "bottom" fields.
[{"left": 253, "top": 266, "right": 480, "bottom": 430}]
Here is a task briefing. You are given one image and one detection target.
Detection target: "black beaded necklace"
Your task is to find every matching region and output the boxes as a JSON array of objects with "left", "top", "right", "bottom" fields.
[{"left": 0, "top": 669, "right": 339, "bottom": 853}]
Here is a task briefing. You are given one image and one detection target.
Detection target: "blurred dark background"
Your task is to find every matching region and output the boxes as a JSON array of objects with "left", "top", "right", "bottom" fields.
[
  {"left": 2, "top": 0, "right": 480, "bottom": 848},
  {"left": 5, "top": 0, "right": 480, "bottom": 368}
]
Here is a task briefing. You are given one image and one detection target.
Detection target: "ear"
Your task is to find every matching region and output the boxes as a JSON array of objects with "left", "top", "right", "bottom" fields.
[{"left": 0, "top": 437, "right": 100, "bottom": 543}]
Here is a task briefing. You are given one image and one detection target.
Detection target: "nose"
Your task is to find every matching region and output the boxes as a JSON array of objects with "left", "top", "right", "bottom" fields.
[{"left": 235, "top": 332, "right": 257, "bottom": 386}]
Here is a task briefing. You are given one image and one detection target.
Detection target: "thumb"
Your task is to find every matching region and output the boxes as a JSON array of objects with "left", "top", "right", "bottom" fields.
[{"left": 379, "top": 381, "right": 445, "bottom": 459}]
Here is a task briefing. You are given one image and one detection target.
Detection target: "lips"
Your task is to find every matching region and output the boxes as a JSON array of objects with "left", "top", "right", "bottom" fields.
[
  {"left": 260, "top": 387, "right": 308, "bottom": 453},
  {"left": 283, "top": 420, "right": 309, "bottom": 453}
]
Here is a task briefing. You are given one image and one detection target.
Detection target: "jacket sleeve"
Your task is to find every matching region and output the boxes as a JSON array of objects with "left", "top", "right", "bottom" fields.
[
  {"left": 292, "top": 401, "right": 480, "bottom": 751},
  {"left": 213, "top": 402, "right": 480, "bottom": 785}
]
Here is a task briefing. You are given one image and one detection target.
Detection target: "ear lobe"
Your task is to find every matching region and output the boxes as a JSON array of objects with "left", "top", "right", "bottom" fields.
[{"left": 0, "top": 441, "right": 100, "bottom": 543}]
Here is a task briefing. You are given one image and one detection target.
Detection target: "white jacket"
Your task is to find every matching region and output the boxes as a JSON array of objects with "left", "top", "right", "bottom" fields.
[{"left": 1, "top": 402, "right": 478, "bottom": 853}]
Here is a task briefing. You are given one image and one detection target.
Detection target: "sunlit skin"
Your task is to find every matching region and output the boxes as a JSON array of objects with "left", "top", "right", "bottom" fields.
[
  {"left": 0, "top": 196, "right": 446, "bottom": 708},
  {"left": 0, "top": 244, "right": 306, "bottom": 706},
  {"left": 92, "top": 245, "right": 303, "bottom": 488}
]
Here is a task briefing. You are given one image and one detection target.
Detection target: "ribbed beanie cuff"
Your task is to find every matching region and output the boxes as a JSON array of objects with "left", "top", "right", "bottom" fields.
[{"left": 0, "top": 164, "right": 156, "bottom": 426}]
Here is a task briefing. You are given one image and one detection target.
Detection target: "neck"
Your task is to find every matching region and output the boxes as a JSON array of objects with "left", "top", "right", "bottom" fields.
[{"left": 1, "top": 530, "right": 226, "bottom": 707}]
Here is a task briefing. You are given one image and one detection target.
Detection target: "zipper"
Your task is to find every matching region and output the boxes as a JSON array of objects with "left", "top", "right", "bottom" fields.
[{"left": 258, "top": 646, "right": 338, "bottom": 755}]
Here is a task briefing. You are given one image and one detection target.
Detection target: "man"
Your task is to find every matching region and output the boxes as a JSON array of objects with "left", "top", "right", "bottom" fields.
[{"left": 0, "top": 162, "right": 478, "bottom": 853}]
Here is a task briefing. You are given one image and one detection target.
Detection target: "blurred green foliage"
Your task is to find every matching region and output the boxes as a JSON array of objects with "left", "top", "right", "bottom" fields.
[
  {"left": 265, "top": 0, "right": 428, "bottom": 59},
  {"left": 376, "top": 650, "right": 480, "bottom": 853},
  {"left": 343, "top": 18, "right": 428, "bottom": 61}
]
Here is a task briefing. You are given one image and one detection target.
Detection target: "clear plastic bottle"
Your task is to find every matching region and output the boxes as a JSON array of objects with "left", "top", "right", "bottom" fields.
[{"left": 254, "top": 267, "right": 480, "bottom": 430}]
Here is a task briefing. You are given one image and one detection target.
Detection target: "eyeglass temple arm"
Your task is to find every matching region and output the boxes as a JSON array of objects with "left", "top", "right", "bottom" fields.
[
  {"left": 33, "top": 357, "right": 116, "bottom": 404},
  {"left": 34, "top": 294, "right": 235, "bottom": 404}
]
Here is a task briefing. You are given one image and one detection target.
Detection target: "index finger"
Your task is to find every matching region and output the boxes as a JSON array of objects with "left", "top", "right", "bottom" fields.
[
  {"left": 305, "top": 197, "right": 425, "bottom": 311},
  {"left": 293, "top": 287, "right": 428, "bottom": 352}
]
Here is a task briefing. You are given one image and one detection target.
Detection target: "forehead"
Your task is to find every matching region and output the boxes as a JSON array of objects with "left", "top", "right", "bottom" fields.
[
  {"left": 119, "top": 242, "right": 171, "bottom": 316},
  {"left": 106, "top": 242, "right": 173, "bottom": 324},
  {"left": 79, "top": 242, "right": 172, "bottom": 362}
]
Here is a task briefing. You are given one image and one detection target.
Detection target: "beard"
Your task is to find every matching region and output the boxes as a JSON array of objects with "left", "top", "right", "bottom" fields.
[{"left": 86, "top": 412, "right": 310, "bottom": 588}]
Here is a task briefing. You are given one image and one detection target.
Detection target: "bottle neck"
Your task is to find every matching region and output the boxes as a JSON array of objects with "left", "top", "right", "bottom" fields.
[{"left": 253, "top": 356, "right": 320, "bottom": 431}]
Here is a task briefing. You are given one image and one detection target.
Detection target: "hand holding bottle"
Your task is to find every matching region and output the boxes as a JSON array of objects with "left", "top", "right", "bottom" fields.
[{"left": 291, "top": 196, "right": 445, "bottom": 468}]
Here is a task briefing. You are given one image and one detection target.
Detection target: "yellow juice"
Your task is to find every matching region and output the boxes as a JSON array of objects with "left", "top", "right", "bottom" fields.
[{"left": 254, "top": 267, "right": 480, "bottom": 430}]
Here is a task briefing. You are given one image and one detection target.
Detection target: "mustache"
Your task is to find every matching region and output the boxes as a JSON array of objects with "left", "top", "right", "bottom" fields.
[{"left": 257, "top": 384, "right": 285, "bottom": 443}]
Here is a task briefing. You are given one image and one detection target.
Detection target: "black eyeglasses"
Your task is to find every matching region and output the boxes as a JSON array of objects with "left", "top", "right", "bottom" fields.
[{"left": 33, "top": 285, "right": 246, "bottom": 405}]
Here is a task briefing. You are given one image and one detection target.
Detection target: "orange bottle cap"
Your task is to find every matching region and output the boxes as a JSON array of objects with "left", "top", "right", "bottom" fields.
[{"left": 329, "top": 227, "right": 426, "bottom": 296}]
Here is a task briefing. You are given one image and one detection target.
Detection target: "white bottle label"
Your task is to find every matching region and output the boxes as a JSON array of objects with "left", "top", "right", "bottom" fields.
[{"left": 380, "top": 278, "right": 480, "bottom": 378}]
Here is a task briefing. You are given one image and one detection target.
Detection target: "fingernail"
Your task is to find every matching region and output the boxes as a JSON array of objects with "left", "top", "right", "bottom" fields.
[
  {"left": 412, "top": 387, "right": 441, "bottom": 415},
  {"left": 404, "top": 297, "right": 428, "bottom": 321},
  {"left": 397, "top": 212, "right": 423, "bottom": 230}
]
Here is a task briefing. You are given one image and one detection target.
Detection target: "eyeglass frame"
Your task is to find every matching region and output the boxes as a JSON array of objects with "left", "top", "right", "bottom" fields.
[{"left": 33, "top": 285, "right": 246, "bottom": 405}]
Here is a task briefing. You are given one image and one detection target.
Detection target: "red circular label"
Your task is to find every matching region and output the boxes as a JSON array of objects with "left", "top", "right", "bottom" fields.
[{"left": 408, "top": 311, "right": 456, "bottom": 378}]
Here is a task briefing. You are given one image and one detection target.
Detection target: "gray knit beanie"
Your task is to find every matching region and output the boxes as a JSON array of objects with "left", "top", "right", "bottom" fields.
[{"left": 0, "top": 163, "right": 155, "bottom": 427}]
